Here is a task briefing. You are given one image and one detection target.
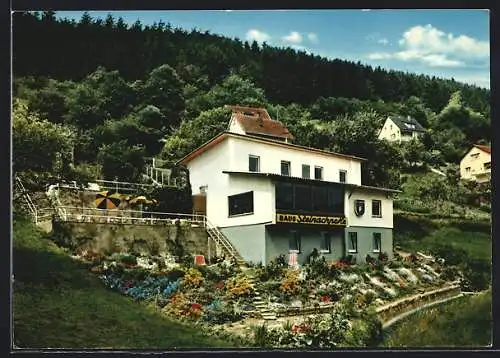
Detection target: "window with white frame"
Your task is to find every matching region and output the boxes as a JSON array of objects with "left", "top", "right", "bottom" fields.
[
  {"left": 249, "top": 155, "right": 260, "bottom": 172},
  {"left": 373, "top": 233, "right": 381, "bottom": 253},
  {"left": 302, "top": 164, "right": 311, "bottom": 179},
  {"left": 372, "top": 200, "right": 382, "bottom": 217},
  {"left": 465, "top": 167, "right": 471, "bottom": 173},
  {"left": 320, "top": 232, "right": 331, "bottom": 253},
  {"left": 348, "top": 232, "right": 358, "bottom": 253},
  {"left": 289, "top": 231, "right": 301, "bottom": 252},
  {"left": 339, "top": 170, "right": 347, "bottom": 183},
  {"left": 281, "top": 160, "right": 291, "bottom": 176},
  {"left": 314, "top": 166, "right": 323, "bottom": 180}
]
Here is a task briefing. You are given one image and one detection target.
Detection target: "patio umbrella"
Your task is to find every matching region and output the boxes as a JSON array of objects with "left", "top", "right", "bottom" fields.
[
  {"left": 95, "top": 191, "right": 122, "bottom": 210},
  {"left": 129, "top": 195, "right": 154, "bottom": 205}
]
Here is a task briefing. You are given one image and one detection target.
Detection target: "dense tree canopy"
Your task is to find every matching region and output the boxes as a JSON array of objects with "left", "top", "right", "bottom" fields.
[
  {"left": 12, "top": 11, "right": 491, "bottom": 190},
  {"left": 13, "top": 11, "right": 489, "bottom": 113}
]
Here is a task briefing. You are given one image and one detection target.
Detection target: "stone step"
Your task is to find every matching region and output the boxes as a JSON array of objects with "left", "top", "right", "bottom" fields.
[{"left": 262, "top": 315, "right": 277, "bottom": 320}]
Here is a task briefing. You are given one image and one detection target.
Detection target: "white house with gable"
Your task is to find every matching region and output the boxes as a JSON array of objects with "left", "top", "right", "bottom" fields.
[
  {"left": 378, "top": 115, "right": 426, "bottom": 143},
  {"left": 177, "top": 106, "right": 400, "bottom": 265}
]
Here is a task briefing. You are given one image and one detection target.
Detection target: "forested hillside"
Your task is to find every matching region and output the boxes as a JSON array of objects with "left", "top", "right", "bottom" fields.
[{"left": 12, "top": 11, "right": 491, "bottom": 195}]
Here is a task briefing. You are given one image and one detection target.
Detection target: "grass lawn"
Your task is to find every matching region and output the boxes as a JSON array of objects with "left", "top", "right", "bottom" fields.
[
  {"left": 394, "top": 214, "right": 491, "bottom": 263},
  {"left": 12, "top": 217, "right": 246, "bottom": 349},
  {"left": 381, "top": 290, "right": 492, "bottom": 348}
]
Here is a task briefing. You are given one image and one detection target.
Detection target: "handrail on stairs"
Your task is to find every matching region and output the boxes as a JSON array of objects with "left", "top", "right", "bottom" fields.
[
  {"left": 203, "top": 217, "right": 240, "bottom": 260},
  {"left": 15, "top": 176, "right": 38, "bottom": 223}
]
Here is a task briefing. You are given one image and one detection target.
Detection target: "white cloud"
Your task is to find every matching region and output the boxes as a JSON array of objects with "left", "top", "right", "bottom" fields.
[
  {"left": 282, "top": 31, "right": 303, "bottom": 44},
  {"left": 367, "top": 24, "right": 489, "bottom": 68},
  {"left": 399, "top": 24, "right": 489, "bottom": 57},
  {"left": 245, "top": 29, "right": 271, "bottom": 43},
  {"left": 369, "top": 50, "right": 465, "bottom": 67},
  {"left": 377, "top": 38, "right": 389, "bottom": 46},
  {"left": 368, "top": 52, "right": 392, "bottom": 60},
  {"left": 307, "top": 32, "right": 319, "bottom": 44}
]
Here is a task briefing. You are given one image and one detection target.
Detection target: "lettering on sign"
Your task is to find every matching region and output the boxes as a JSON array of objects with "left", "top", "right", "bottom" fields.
[{"left": 276, "top": 213, "right": 347, "bottom": 226}]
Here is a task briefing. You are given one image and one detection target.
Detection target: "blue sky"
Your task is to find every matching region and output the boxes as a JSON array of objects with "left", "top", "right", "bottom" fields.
[{"left": 55, "top": 10, "right": 490, "bottom": 89}]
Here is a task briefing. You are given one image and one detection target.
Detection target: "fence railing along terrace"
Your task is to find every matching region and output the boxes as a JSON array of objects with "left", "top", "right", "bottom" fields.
[{"left": 54, "top": 206, "right": 206, "bottom": 226}]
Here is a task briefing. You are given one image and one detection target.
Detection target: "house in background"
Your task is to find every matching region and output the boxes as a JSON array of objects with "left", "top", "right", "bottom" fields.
[
  {"left": 460, "top": 144, "right": 491, "bottom": 183},
  {"left": 178, "top": 106, "right": 400, "bottom": 265},
  {"left": 227, "top": 105, "right": 294, "bottom": 142},
  {"left": 378, "top": 116, "right": 426, "bottom": 143}
]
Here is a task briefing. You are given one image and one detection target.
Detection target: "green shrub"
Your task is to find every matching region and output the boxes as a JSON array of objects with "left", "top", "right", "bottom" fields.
[
  {"left": 461, "top": 259, "right": 491, "bottom": 292},
  {"left": 119, "top": 254, "right": 137, "bottom": 265},
  {"left": 430, "top": 242, "right": 468, "bottom": 266},
  {"left": 440, "top": 266, "right": 460, "bottom": 281},
  {"left": 166, "top": 269, "right": 185, "bottom": 282}
]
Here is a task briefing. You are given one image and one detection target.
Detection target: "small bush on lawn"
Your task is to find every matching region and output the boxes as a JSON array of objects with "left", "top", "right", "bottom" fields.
[
  {"left": 461, "top": 259, "right": 491, "bottom": 292},
  {"left": 440, "top": 266, "right": 460, "bottom": 281},
  {"left": 430, "top": 242, "right": 468, "bottom": 266}
]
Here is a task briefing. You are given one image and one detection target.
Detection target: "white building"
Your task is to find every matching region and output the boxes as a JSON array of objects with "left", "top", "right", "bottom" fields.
[
  {"left": 460, "top": 144, "right": 491, "bottom": 183},
  {"left": 378, "top": 116, "right": 426, "bottom": 143},
  {"left": 178, "top": 106, "right": 400, "bottom": 265}
]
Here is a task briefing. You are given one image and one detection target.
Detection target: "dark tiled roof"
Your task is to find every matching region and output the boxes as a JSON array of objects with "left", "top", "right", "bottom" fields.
[
  {"left": 473, "top": 144, "right": 491, "bottom": 154},
  {"left": 389, "top": 116, "right": 426, "bottom": 132},
  {"left": 231, "top": 105, "right": 294, "bottom": 140}
]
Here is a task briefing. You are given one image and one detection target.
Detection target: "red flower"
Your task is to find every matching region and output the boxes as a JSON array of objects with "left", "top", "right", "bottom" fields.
[
  {"left": 321, "top": 295, "right": 330, "bottom": 302},
  {"left": 292, "top": 323, "right": 310, "bottom": 333}
]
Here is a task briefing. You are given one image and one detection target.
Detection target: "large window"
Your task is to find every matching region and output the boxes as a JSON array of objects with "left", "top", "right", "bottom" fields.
[
  {"left": 289, "top": 231, "right": 301, "bottom": 252},
  {"left": 249, "top": 155, "right": 260, "bottom": 172},
  {"left": 320, "top": 232, "right": 331, "bottom": 253},
  {"left": 302, "top": 164, "right": 311, "bottom": 179},
  {"left": 275, "top": 182, "right": 344, "bottom": 214},
  {"left": 281, "top": 161, "right": 291, "bottom": 176},
  {"left": 348, "top": 232, "right": 358, "bottom": 253},
  {"left": 314, "top": 166, "right": 323, "bottom": 180},
  {"left": 294, "top": 184, "right": 313, "bottom": 211},
  {"left": 372, "top": 200, "right": 382, "bottom": 217},
  {"left": 373, "top": 233, "right": 381, "bottom": 253},
  {"left": 228, "top": 191, "right": 254, "bottom": 216},
  {"left": 275, "top": 182, "right": 294, "bottom": 209}
]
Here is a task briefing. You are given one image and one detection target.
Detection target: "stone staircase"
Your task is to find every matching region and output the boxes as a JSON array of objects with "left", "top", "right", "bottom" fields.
[{"left": 245, "top": 270, "right": 277, "bottom": 321}]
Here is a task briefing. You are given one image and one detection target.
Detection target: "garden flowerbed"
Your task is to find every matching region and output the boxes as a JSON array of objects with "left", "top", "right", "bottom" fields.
[
  {"left": 70, "top": 248, "right": 467, "bottom": 347},
  {"left": 248, "top": 252, "right": 456, "bottom": 317}
]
